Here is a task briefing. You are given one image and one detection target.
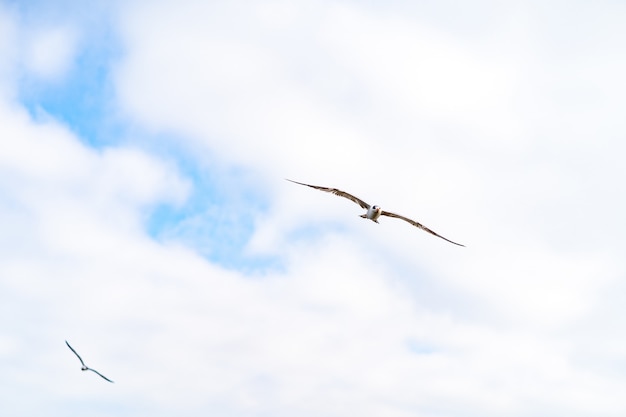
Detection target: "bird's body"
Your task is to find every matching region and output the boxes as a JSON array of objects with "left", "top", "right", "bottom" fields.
[
  {"left": 65, "top": 340, "right": 114, "bottom": 383},
  {"left": 287, "top": 179, "right": 464, "bottom": 247},
  {"left": 361, "top": 205, "right": 383, "bottom": 223}
]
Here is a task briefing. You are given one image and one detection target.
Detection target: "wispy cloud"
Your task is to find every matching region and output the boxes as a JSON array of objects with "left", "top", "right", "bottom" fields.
[{"left": 22, "top": 25, "right": 78, "bottom": 81}]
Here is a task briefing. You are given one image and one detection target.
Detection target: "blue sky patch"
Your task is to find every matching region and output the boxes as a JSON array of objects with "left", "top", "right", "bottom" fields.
[{"left": 18, "top": 25, "right": 122, "bottom": 148}]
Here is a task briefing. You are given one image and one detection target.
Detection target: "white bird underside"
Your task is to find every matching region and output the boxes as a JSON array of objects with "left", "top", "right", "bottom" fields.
[{"left": 287, "top": 179, "right": 464, "bottom": 247}]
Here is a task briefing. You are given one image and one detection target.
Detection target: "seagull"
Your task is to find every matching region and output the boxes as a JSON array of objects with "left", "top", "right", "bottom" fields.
[
  {"left": 287, "top": 179, "right": 464, "bottom": 246},
  {"left": 65, "top": 340, "right": 114, "bottom": 383}
]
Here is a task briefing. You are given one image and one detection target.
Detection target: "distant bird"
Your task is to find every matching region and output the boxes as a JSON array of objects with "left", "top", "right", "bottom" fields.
[
  {"left": 287, "top": 179, "right": 464, "bottom": 247},
  {"left": 65, "top": 340, "right": 114, "bottom": 383}
]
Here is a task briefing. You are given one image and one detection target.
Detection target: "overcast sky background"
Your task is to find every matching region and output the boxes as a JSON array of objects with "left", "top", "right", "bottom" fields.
[{"left": 2, "top": 1, "right": 626, "bottom": 416}]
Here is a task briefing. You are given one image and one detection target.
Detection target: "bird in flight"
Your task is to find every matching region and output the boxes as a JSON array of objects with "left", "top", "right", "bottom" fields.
[
  {"left": 65, "top": 340, "right": 114, "bottom": 383},
  {"left": 287, "top": 179, "right": 464, "bottom": 246}
]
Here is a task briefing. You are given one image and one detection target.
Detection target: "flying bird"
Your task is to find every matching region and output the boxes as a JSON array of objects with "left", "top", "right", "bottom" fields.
[
  {"left": 65, "top": 340, "right": 114, "bottom": 383},
  {"left": 287, "top": 179, "right": 464, "bottom": 246}
]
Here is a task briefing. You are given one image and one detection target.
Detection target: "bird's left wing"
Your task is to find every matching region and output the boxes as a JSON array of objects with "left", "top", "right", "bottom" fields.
[
  {"left": 87, "top": 368, "right": 114, "bottom": 383},
  {"left": 380, "top": 211, "right": 465, "bottom": 247}
]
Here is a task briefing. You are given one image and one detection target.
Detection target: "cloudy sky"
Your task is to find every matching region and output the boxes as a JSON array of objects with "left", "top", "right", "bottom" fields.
[{"left": 2, "top": 1, "right": 626, "bottom": 416}]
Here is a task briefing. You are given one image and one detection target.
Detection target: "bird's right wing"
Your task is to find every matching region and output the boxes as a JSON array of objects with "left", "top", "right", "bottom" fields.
[
  {"left": 286, "top": 179, "right": 370, "bottom": 209},
  {"left": 65, "top": 340, "right": 86, "bottom": 367}
]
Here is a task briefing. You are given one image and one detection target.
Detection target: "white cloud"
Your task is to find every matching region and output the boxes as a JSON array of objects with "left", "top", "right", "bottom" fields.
[
  {"left": 0, "top": 6, "right": 18, "bottom": 96},
  {"left": 3, "top": 1, "right": 626, "bottom": 416},
  {"left": 22, "top": 26, "right": 79, "bottom": 81},
  {"left": 320, "top": 4, "right": 519, "bottom": 130}
]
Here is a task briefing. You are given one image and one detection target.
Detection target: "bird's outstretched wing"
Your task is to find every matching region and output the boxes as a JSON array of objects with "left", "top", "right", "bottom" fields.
[
  {"left": 286, "top": 179, "right": 370, "bottom": 209},
  {"left": 380, "top": 211, "right": 465, "bottom": 247},
  {"left": 65, "top": 340, "right": 86, "bottom": 367},
  {"left": 87, "top": 368, "right": 114, "bottom": 383}
]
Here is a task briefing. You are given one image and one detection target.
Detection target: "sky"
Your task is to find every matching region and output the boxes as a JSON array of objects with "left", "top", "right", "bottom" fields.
[{"left": 1, "top": 1, "right": 626, "bottom": 416}]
